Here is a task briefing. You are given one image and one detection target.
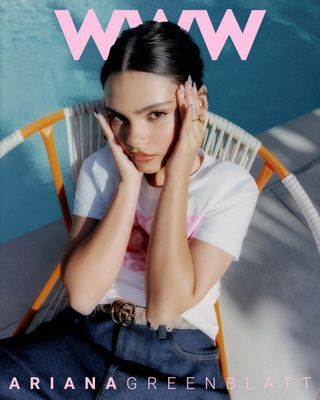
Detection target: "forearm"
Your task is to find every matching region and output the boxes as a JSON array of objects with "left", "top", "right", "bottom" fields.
[
  {"left": 145, "top": 176, "right": 196, "bottom": 324},
  {"left": 63, "top": 181, "right": 140, "bottom": 314}
]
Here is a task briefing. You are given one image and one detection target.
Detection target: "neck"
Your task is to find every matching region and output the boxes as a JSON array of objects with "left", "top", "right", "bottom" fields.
[{"left": 145, "top": 152, "right": 203, "bottom": 187}]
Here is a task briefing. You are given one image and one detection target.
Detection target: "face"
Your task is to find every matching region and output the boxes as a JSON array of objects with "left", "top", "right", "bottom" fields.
[{"left": 103, "top": 70, "right": 181, "bottom": 174}]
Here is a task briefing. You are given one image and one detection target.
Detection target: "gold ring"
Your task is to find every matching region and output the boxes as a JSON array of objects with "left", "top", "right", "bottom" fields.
[{"left": 193, "top": 114, "right": 205, "bottom": 123}]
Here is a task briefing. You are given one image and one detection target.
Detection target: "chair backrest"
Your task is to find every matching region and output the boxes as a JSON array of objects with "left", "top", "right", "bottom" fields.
[
  {"left": 64, "top": 100, "right": 105, "bottom": 188},
  {"left": 2, "top": 101, "right": 319, "bottom": 330}
]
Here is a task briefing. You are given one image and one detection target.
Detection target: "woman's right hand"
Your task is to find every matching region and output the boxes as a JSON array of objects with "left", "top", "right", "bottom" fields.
[{"left": 94, "top": 112, "right": 143, "bottom": 187}]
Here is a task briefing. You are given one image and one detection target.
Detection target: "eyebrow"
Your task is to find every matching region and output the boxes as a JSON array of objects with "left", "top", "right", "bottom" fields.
[{"left": 104, "top": 101, "right": 174, "bottom": 119}]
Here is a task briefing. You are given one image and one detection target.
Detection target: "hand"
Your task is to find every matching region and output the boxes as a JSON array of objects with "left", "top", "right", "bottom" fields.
[
  {"left": 94, "top": 112, "right": 143, "bottom": 186},
  {"left": 165, "top": 76, "right": 206, "bottom": 180}
]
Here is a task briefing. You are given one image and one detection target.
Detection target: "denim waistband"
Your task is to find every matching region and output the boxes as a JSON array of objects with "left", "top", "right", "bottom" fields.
[{"left": 93, "top": 300, "right": 197, "bottom": 332}]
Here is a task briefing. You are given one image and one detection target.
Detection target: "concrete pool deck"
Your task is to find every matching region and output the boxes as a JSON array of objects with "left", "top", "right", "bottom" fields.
[
  {"left": 1, "top": 109, "right": 319, "bottom": 399},
  {"left": 220, "top": 108, "right": 320, "bottom": 399}
]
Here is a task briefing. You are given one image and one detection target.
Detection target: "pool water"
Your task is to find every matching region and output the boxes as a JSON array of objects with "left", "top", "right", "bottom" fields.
[{"left": 0, "top": 0, "right": 319, "bottom": 243}]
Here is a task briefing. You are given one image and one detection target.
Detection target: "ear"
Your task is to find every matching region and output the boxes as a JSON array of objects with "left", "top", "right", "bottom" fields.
[{"left": 197, "top": 85, "right": 208, "bottom": 113}]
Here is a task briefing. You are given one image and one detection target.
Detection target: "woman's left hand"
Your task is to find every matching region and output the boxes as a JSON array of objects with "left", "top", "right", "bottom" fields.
[{"left": 165, "top": 76, "right": 206, "bottom": 180}]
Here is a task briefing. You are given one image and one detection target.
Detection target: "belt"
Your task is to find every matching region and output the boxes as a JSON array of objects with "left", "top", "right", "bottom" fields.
[{"left": 94, "top": 300, "right": 197, "bottom": 331}]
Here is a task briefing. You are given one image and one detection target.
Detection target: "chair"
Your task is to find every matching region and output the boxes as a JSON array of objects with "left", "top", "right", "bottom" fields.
[{"left": 1, "top": 100, "right": 319, "bottom": 393}]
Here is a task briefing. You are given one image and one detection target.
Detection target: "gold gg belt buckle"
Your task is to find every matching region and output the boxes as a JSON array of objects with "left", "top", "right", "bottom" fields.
[{"left": 110, "top": 300, "right": 136, "bottom": 327}]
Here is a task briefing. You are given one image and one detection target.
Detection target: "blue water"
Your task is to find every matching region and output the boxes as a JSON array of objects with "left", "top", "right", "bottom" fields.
[{"left": 0, "top": 0, "right": 319, "bottom": 244}]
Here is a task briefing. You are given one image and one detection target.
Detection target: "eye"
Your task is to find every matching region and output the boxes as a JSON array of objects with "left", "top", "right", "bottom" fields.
[
  {"left": 104, "top": 112, "right": 126, "bottom": 124},
  {"left": 148, "top": 111, "right": 167, "bottom": 120}
]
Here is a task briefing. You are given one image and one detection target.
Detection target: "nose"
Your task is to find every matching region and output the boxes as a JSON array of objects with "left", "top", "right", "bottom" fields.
[{"left": 123, "top": 121, "right": 148, "bottom": 149}]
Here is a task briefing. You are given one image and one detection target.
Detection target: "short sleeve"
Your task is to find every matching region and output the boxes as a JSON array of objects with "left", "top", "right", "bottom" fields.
[
  {"left": 191, "top": 167, "right": 258, "bottom": 261},
  {"left": 73, "top": 148, "right": 119, "bottom": 220}
]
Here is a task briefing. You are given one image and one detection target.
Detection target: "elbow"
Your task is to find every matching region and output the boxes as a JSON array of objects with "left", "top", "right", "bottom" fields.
[
  {"left": 68, "top": 293, "right": 96, "bottom": 316},
  {"left": 64, "top": 286, "right": 96, "bottom": 316},
  {"left": 61, "top": 267, "right": 95, "bottom": 316}
]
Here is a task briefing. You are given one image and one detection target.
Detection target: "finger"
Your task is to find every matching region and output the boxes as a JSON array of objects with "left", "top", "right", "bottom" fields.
[
  {"left": 180, "top": 103, "right": 194, "bottom": 137},
  {"left": 94, "top": 112, "right": 113, "bottom": 141},
  {"left": 185, "top": 76, "right": 196, "bottom": 120},
  {"left": 192, "top": 81, "right": 200, "bottom": 116},
  {"left": 176, "top": 84, "right": 187, "bottom": 119},
  {"left": 94, "top": 113, "right": 125, "bottom": 157},
  {"left": 94, "top": 113, "right": 134, "bottom": 171},
  {"left": 191, "top": 82, "right": 205, "bottom": 135}
]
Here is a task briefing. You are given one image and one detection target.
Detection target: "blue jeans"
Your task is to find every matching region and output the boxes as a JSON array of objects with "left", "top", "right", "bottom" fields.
[{"left": 0, "top": 306, "right": 230, "bottom": 399}]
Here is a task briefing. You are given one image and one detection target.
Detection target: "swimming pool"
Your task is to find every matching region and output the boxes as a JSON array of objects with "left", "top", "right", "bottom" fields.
[{"left": 1, "top": 0, "right": 319, "bottom": 243}]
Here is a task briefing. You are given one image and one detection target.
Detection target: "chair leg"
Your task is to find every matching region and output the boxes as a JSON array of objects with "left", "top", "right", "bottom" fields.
[
  {"left": 13, "top": 263, "right": 61, "bottom": 336},
  {"left": 214, "top": 300, "right": 232, "bottom": 398}
]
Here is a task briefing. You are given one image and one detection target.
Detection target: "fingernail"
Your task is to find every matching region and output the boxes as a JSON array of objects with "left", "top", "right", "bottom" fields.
[
  {"left": 188, "top": 75, "right": 192, "bottom": 84},
  {"left": 192, "top": 81, "right": 197, "bottom": 92},
  {"left": 93, "top": 111, "right": 99, "bottom": 119},
  {"left": 179, "top": 84, "right": 185, "bottom": 93}
]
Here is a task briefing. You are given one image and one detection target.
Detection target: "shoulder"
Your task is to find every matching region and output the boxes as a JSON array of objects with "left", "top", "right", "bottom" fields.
[
  {"left": 82, "top": 145, "right": 117, "bottom": 173},
  {"left": 211, "top": 159, "right": 257, "bottom": 191},
  {"left": 190, "top": 154, "right": 259, "bottom": 260},
  {"left": 193, "top": 152, "right": 259, "bottom": 202},
  {"left": 80, "top": 145, "right": 119, "bottom": 184},
  {"left": 74, "top": 146, "right": 119, "bottom": 219}
]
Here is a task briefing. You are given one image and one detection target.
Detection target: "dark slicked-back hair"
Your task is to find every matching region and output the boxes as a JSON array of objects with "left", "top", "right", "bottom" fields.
[{"left": 100, "top": 21, "right": 204, "bottom": 89}]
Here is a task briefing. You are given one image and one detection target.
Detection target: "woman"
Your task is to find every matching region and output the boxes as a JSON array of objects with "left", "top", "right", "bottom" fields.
[{"left": 0, "top": 21, "right": 258, "bottom": 399}]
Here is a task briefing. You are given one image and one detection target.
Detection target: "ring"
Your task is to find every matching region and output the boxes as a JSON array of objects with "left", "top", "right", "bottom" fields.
[{"left": 192, "top": 114, "right": 205, "bottom": 123}]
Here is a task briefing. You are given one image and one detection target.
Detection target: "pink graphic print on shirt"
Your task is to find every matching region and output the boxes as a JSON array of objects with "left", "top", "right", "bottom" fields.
[
  {"left": 124, "top": 211, "right": 205, "bottom": 272},
  {"left": 124, "top": 212, "right": 152, "bottom": 272}
]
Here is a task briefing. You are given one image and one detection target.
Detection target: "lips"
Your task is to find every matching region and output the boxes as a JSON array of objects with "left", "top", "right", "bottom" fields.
[{"left": 130, "top": 152, "right": 156, "bottom": 162}]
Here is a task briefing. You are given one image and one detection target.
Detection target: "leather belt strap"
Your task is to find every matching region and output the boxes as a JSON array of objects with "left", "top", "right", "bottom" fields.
[{"left": 95, "top": 300, "right": 197, "bottom": 330}]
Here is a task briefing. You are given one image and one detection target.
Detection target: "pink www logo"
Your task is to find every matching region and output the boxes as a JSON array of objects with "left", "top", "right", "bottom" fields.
[{"left": 54, "top": 9, "right": 266, "bottom": 61}]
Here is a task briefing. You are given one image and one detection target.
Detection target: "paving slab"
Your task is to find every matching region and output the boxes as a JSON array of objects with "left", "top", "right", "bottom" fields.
[
  {"left": 251, "top": 108, "right": 320, "bottom": 187},
  {"left": 220, "top": 188, "right": 320, "bottom": 400},
  {"left": 219, "top": 106, "right": 320, "bottom": 399},
  {"left": 0, "top": 220, "right": 67, "bottom": 338},
  {"left": 271, "top": 162, "right": 320, "bottom": 229}
]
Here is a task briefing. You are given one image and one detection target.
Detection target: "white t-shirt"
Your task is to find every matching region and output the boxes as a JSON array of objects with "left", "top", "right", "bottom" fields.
[{"left": 73, "top": 145, "right": 258, "bottom": 339}]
